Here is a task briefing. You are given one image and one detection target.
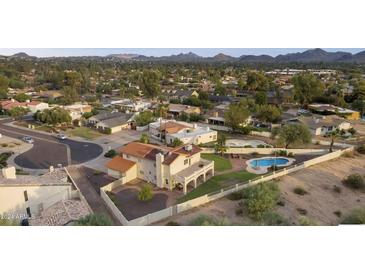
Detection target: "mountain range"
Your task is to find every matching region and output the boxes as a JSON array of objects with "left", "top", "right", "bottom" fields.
[{"left": 4, "top": 49, "right": 365, "bottom": 63}]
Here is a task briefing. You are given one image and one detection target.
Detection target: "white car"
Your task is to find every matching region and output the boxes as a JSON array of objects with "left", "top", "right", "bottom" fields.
[
  {"left": 22, "top": 136, "right": 34, "bottom": 144},
  {"left": 56, "top": 133, "right": 67, "bottom": 140}
]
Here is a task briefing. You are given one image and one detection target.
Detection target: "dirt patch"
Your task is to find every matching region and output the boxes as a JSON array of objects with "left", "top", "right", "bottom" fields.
[
  {"left": 155, "top": 154, "right": 365, "bottom": 226},
  {"left": 276, "top": 154, "right": 365, "bottom": 225}
]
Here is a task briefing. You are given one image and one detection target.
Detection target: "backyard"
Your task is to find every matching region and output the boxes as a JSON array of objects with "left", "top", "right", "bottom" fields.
[
  {"left": 201, "top": 153, "right": 232, "bottom": 172},
  {"left": 178, "top": 170, "right": 257, "bottom": 203}
]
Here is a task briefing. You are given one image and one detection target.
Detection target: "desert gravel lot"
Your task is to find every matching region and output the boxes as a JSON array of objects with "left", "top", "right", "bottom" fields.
[{"left": 156, "top": 154, "right": 365, "bottom": 226}]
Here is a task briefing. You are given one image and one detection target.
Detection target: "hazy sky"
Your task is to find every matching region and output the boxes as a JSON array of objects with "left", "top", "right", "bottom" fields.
[{"left": 0, "top": 48, "right": 364, "bottom": 58}]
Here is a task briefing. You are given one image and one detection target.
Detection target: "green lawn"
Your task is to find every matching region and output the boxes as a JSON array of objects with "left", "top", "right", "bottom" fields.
[
  {"left": 66, "top": 127, "right": 104, "bottom": 140},
  {"left": 201, "top": 153, "right": 232, "bottom": 172},
  {"left": 178, "top": 170, "right": 257, "bottom": 203}
]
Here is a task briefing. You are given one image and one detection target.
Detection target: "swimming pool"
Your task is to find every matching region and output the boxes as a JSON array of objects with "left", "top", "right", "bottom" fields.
[
  {"left": 246, "top": 156, "right": 295, "bottom": 174},
  {"left": 250, "top": 157, "right": 289, "bottom": 167}
]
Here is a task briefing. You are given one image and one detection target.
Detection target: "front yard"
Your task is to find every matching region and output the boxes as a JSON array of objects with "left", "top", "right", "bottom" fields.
[
  {"left": 201, "top": 153, "right": 232, "bottom": 172},
  {"left": 66, "top": 127, "right": 104, "bottom": 140},
  {"left": 178, "top": 170, "right": 257, "bottom": 203}
]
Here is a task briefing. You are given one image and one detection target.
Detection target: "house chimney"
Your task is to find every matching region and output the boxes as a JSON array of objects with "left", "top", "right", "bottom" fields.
[
  {"left": 193, "top": 123, "right": 197, "bottom": 129},
  {"left": 49, "top": 166, "right": 54, "bottom": 173},
  {"left": 2, "top": 166, "right": 16, "bottom": 179},
  {"left": 184, "top": 144, "right": 193, "bottom": 151}
]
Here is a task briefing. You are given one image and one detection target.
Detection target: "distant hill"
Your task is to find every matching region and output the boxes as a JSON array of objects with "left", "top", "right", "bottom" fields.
[{"left": 6, "top": 49, "right": 365, "bottom": 63}]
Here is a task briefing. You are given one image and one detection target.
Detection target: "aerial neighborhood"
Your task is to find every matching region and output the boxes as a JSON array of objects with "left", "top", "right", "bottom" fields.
[{"left": 1, "top": 48, "right": 365, "bottom": 226}]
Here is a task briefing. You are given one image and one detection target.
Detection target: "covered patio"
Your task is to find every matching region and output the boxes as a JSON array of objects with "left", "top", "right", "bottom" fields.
[{"left": 174, "top": 159, "right": 214, "bottom": 194}]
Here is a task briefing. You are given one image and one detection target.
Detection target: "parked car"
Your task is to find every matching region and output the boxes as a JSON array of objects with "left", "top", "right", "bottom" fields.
[
  {"left": 22, "top": 136, "right": 34, "bottom": 143},
  {"left": 56, "top": 133, "right": 67, "bottom": 140}
]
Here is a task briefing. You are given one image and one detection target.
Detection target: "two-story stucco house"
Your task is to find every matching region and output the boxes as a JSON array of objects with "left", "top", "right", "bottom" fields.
[
  {"left": 106, "top": 142, "right": 214, "bottom": 194},
  {"left": 149, "top": 119, "right": 217, "bottom": 145}
]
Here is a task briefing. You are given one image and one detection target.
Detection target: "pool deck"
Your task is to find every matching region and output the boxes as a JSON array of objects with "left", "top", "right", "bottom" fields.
[{"left": 245, "top": 156, "right": 296, "bottom": 174}]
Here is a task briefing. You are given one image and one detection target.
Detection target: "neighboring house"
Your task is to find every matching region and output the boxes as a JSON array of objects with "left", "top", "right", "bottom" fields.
[
  {"left": 118, "top": 100, "right": 152, "bottom": 112},
  {"left": 206, "top": 103, "right": 230, "bottom": 126},
  {"left": 106, "top": 142, "right": 214, "bottom": 194},
  {"left": 0, "top": 99, "right": 49, "bottom": 113},
  {"left": 308, "top": 104, "right": 360, "bottom": 120},
  {"left": 149, "top": 119, "right": 217, "bottom": 145},
  {"left": 87, "top": 111, "right": 134, "bottom": 133},
  {"left": 38, "top": 90, "right": 63, "bottom": 100},
  {"left": 61, "top": 104, "right": 92, "bottom": 120},
  {"left": 167, "top": 104, "right": 201, "bottom": 118},
  {"left": 207, "top": 94, "right": 235, "bottom": 103},
  {"left": 0, "top": 166, "right": 76, "bottom": 219},
  {"left": 170, "top": 90, "right": 199, "bottom": 101},
  {"left": 289, "top": 115, "right": 352, "bottom": 136}
]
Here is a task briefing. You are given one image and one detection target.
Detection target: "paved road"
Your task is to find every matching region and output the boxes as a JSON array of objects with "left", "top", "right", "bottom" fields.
[{"left": 0, "top": 119, "right": 103, "bottom": 169}]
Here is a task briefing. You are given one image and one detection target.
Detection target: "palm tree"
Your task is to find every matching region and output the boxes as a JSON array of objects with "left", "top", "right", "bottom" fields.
[
  {"left": 329, "top": 129, "right": 340, "bottom": 152},
  {"left": 215, "top": 133, "right": 227, "bottom": 156}
]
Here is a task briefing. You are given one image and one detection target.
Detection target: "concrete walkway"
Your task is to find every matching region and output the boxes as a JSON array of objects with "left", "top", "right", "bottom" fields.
[{"left": 66, "top": 165, "right": 121, "bottom": 225}]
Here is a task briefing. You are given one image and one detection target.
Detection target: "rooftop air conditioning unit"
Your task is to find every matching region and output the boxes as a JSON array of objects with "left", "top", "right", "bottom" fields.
[{"left": 184, "top": 144, "right": 193, "bottom": 151}]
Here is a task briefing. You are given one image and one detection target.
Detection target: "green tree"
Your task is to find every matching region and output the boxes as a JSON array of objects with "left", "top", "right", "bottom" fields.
[
  {"left": 8, "top": 107, "right": 29, "bottom": 119},
  {"left": 245, "top": 71, "right": 269, "bottom": 91},
  {"left": 34, "top": 107, "right": 72, "bottom": 125},
  {"left": 277, "top": 124, "right": 312, "bottom": 149},
  {"left": 172, "top": 138, "right": 183, "bottom": 147},
  {"left": 14, "top": 93, "right": 31, "bottom": 102},
  {"left": 0, "top": 90, "right": 8, "bottom": 99},
  {"left": 224, "top": 102, "right": 250, "bottom": 132},
  {"left": 139, "top": 70, "right": 161, "bottom": 98},
  {"left": 75, "top": 214, "right": 112, "bottom": 226},
  {"left": 62, "top": 86, "right": 79, "bottom": 105},
  {"left": 329, "top": 129, "right": 340, "bottom": 152},
  {"left": 140, "top": 133, "right": 150, "bottom": 144},
  {"left": 135, "top": 111, "right": 154, "bottom": 126},
  {"left": 292, "top": 73, "right": 324, "bottom": 105},
  {"left": 214, "top": 133, "right": 227, "bottom": 156},
  {"left": 0, "top": 75, "right": 9, "bottom": 90},
  {"left": 255, "top": 91, "right": 267, "bottom": 105},
  {"left": 243, "top": 182, "right": 280, "bottom": 221},
  {"left": 256, "top": 105, "right": 282, "bottom": 123},
  {"left": 138, "top": 184, "right": 154, "bottom": 201}
]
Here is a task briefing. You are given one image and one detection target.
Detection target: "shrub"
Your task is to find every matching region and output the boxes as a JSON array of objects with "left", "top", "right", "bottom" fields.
[
  {"left": 104, "top": 149, "right": 117, "bottom": 158},
  {"left": 139, "top": 133, "right": 150, "bottom": 144},
  {"left": 165, "top": 221, "right": 180, "bottom": 226},
  {"left": 341, "top": 208, "right": 365, "bottom": 224},
  {"left": 277, "top": 150, "right": 288, "bottom": 156},
  {"left": 287, "top": 152, "right": 294, "bottom": 157},
  {"left": 244, "top": 145, "right": 253, "bottom": 148},
  {"left": 261, "top": 211, "right": 289, "bottom": 226},
  {"left": 235, "top": 208, "right": 244, "bottom": 216},
  {"left": 277, "top": 200, "right": 285, "bottom": 206},
  {"left": 343, "top": 151, "right": 354, "bottom": 158},
  {"left": 75, "top": 214, "right": 112, "bottom": 226},
  {"left": 348, "top": 128, "right": 356, "bottom": 135},
  {"left": 242, "top": 182, "right": 280, "bottom": 221},
  {"left": 298, "top": 216, "right": 316, "bottom": 226},
  {"left": 257, "top": 144, "right": 265, "bottom": 148},
  {"left": 293, "top": 187, "right": 308, "bottom": 195},
  {"left": 138, "top": 184, "right": 154, "bottom": 201},
  {"left": 333, "top": 210, "right": 342, "bottom": 217},
  {"left": 357, "top": 145, "right": 365, "bottom": 154},
  {"left": 342, "top": 174, "right": 365, "bottom": 190},
  {"left": 189, "top": 215, "right": 229, "bottom": 226},
  {"left": 227, "top": 191, "right": 245, "bottom": 201},
  {"left": 251, "top": 152, "right": 259, "bottom": 157},
  {"left": 333, "top": 185, "right": 342, "bottom": 193},
  {"left": 297, "top": 208, "right": 308, "bottom": 215}
]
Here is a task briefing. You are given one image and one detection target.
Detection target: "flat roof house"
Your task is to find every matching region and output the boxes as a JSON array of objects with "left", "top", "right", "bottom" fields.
[
  {"left": 167, "top": 104, "right": 201, "bottom": 118},
  {"left": 149, "top": 119, "right": 217, "bottom": 145},
  {"left": 106, "top": 142, "right": 214, "bottom": 194},
  {"left": 308, "top": 104, "right": 360, "bottom": 120},
  {"left": 61, "top": 104, "right": 92, "bottom": 120},
  {"left": 289, "top": 115, "right": 352, "bottom": 136}
]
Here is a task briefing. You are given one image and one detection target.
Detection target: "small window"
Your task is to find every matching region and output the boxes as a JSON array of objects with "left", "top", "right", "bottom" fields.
[
  {"left": 23, "top": 190, "right": 28, "bottom": 202},
  {"left": 140, "top": 170, "right": 144, "bottom": 175},
  {"left": 149, "top": 171, "right": 151, "bottom": 175},
  {"left": 165, "top": 179, "right": 169, "bottom": 185},
  {"left": 26, "top": 207, "right": 31, "bottom": 218},
  {"left": 184, "top": 159, "right": 188, "bottom": 165}
]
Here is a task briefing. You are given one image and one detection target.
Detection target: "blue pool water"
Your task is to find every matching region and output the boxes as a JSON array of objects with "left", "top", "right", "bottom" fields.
[{"left": 250, "top": 158, "right": 289, "bottom": 167}]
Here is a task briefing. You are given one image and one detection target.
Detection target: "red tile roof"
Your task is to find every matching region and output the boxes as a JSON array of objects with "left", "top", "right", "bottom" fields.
[{"left": 106, "top": 156, "right": 136, "bottom": 173}]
